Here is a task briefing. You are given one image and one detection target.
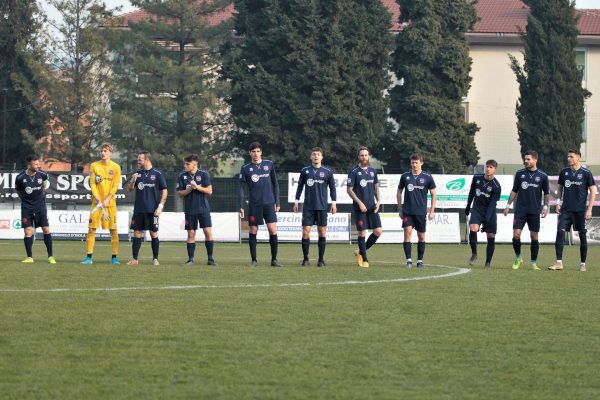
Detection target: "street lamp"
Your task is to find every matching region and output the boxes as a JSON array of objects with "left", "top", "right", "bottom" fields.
[{"left": 2, "top": 88, "right": 7, "bottom": 168}]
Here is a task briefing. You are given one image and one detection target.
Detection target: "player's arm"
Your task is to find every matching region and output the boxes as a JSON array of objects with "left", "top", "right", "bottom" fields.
[
  {"left": 89, "top": 167, "right": 102, "bottom": 204},
  {"left": 155, "top": 188, "right": 168, "bottom": 216},
  {"left": 541, "top": 176, "right": 550, "bottom": 218},
  {"left": 294, "top": 172, "right": 306, "bottom": 213},
  {"left": 428, "top": 187, "right": 437, "bottom": 220},
  {"left": 347, "top": 185, "right": 365, "bottom": 212},
  {"left": 374, "top": 183, "right": 381, "bottom": 213},
  {"left": 329, "top": 173, "right": 337, "bottom": 214},
  {"left": 104, "top": 164, "right": 121, "bottom": 207},
  {"left": 487, "top": 188, "right": 501, "bottom": 222},
  {"left": 504, "top": 191, "right": 517, "bottom": 216},
  {"left": 586, "top": 179, "right": 597, "bottom": 220},
  {"left": 271, "top": 166, "right": 280, "bottom": 212},
  {"left": 238, "top": 172, "right": 246, "bottom": 218},
  {"left": 177, "top": 175, "right": 191, "bottom": 198},
  {"left": 127, "top": 172, "right": 138, "bottom": 192},
  {"left": 555, "top": 185, "right": 564, "bottom": 215},
  {"left": 396, "top": 184, "right": 404, "bottom": 217},
  {"left": 465, "top": 177, "right": 476, "bottom": 215}
]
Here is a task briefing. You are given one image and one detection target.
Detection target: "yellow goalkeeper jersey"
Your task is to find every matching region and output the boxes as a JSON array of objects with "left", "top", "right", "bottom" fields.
[{"left": 89, "top": 160, "right": 121, "bottom": 208}]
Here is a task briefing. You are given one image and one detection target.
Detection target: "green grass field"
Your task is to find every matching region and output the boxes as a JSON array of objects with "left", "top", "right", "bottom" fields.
[{"left": 1, "top": 240, "right": 599, "bottom": 399}]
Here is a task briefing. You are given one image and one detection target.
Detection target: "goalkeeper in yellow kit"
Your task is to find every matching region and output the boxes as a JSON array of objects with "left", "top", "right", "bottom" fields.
[{"left": 81, "top": 143, "right": 122, "bottom": 264}]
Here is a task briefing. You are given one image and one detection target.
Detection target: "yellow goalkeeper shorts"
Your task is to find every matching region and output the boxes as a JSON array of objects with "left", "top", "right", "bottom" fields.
[{"left": 89, "top": 206, "right": 118, "bottom": 230}]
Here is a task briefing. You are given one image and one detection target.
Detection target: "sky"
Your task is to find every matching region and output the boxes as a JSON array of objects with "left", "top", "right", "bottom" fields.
[{"left": 41, "top": 0, "right": 600, "bottom": 22}]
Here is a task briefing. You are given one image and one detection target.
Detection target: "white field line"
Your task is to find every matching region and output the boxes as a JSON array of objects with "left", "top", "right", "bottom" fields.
[{"left": 0, "top": 264, "right": 470, "bottom": 293}]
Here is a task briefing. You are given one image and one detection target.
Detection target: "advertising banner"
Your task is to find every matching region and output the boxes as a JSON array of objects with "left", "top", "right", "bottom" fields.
[
  {"left": 46, "top": 210, "right": 130, "bottom": 240},
  {"left": 377, "top": 212, "right": 461, "bottom": 243},
  {"left": 476, "top": 213, "right": 558, "bottom": 243},
  {"left": 144, "top": 212, "right": 240, "bottom": 242},
  {"left": 0, "top": 171, "right": 135, "bottom": 204},
  {"left": 0, "top": 210, "right": 25, "bottom": 239},
  {"left": 257, "top": 212, "right": 350, "bottom": 242}
]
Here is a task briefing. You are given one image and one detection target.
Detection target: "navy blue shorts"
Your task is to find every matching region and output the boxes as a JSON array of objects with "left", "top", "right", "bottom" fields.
[
  {"left": 513, "top": 212, "right": 540, "bottom": 232},
  {"left": 185, "top": 211, "right": 212, "bottom": 230},
  {"left": 131, "top": 212, "right": 159, "bottom": 232},
  {"left": 355, "top": 209, "right": 382, "bottom": 231},
  {"left": 558, "top": 211, "right": 586, "bottom": 233},
  {"left": 469, "top": 209, "right": 497, "bottom": 234},
  {"left": 402, "top": 214, "right": 427, "bottom": 232},
  {"left": 248, "top": 204, "right": 277, "bottom": 226},
  {"left": 21, "top": 209, "right": 49, "bottom": 229},
  {"left": 302, "top": 209, "right": 328, "bottom": 227}
]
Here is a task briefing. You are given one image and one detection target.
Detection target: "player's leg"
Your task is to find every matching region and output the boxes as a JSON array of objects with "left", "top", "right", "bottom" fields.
[
  {"left": 265, "top": 206, "right": 281, "bottom": 267},
  {"left": 415, "top": 216, "right": 427, "bottom": 268},
  {"left": 150, "top": 213, "right": 160, "bottom": 264},
  {"left": 40, "top": 224, "right": 55, "bottom": 264},
  {"left": 317, "top": 225, "right": 327, "bottom": 267},
  {"left": 301, "top": 209, "right": 313, "bottom": 266},
  {"left": 82, "top": 206, "right": 101, "bottom": 263},
  {"left": 201, "top": 211, "right": 216, "bottom": 265},
  {"left": 355, "top": 212, "right": 368, "bottom": 267},
  {"left": 485, "top": 232, "right": 496, "bottom": 268},
  {"left": 529, "top": 214, "right": 541, "bottom": 270},
  {"left": 574, "top": 213, "right": 587, "bottom": 271},
  {"left": 106, "top": 207, "right": 120, "bottom": 264},
  {"left": 21, "top": 217, "right": 34, "bottom": 262},
  {"left": 402, "top": 216, "right": 414, "bottom": 268},
  {"left": 129, "top": 213, "right": 142, "bottom": 264},
  {"left": 549, "top": 213, "right": 570, "bottom": 270},
  {"left": 184, "top": 214, "right": 197, "bottom": 265},
  {"left": 247, "top": 205, "right": 261, "bottom": 265},
  {"left": 366, "top": 212, "right": 382, "bottom": 251}
]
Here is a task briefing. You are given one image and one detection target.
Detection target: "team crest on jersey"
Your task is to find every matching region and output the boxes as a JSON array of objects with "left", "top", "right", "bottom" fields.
[
  {"left": 487, "top": 186, "right": 492, "bottom": 192},
  {"left": 320, "top": 172, "right": 324, "bottom": 177},
  {"left": 150, "top": 175, "right": 156, "bottom": 181},
  {"left": 370, "top": 172, "right": 374, "bottom": 177},
  {"left": 535, "top": 176, "right": 540, "bottom": 182},
  {"left": 521, "top": 174, "right": 525, "bottom": 178},
  {"left": 577, "top": 174, "right": 582, "bottom": 179},
  {"left": 195, "top": 176, "right": 201, "bottom": 182},
  {"left": 263, "top": 166, "right": 269, "bottom": 171},
  {"left": 37, "top": 179, "right": 42, "bottom": 184},
  {"left": 419, "top": 178, "right": 425, "bottom": 184},
  {"left": 305, "top": 170, "right": 309, "bottom": 174}
]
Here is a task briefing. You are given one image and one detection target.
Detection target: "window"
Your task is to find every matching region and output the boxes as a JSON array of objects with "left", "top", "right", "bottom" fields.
[
  {"left": 576, "top": 50, "right": 586, "bottom": 81},
  {"left": 582, "top": 104, "right": 587, "bottom": 142}
]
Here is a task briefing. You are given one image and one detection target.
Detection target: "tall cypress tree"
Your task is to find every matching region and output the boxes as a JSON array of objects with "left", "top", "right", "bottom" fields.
[
  {"left": 382, "top": 0, "right": 479, "bottom": 173},
  {"left": 224, "top": 0, "right": 393, "bottom": 170},
  {"left": 108, "top": 0, "right": 234, "bottom": 172},
  {"left": 509, "top": 0, "right": 590, "bottom": 173},
  {"left": 0, "top": 0, "right": 43, "bottom": 167}
]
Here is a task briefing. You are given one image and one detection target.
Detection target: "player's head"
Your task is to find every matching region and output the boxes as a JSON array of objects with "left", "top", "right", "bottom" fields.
[
  {"left": 410, "top": 153, "right": 424, "bottom": 172},
  {"left": 523, "top": 150, "right": 538, "bottom": 169},
  {"left": 485, "top": 159, "right": 497, "bottom": 176},
  {"left": 183, "top": 154, "right": 199, "bottom": 172},
  {"left": 99, "top": 143, "right": 113, "bottom": 161},
  {"left": 25, "top": 155, "right": 41, "bottom": 171},
  {"left": 567, "top": 149, "right": 581, "bottom": 166},
  {"left": 311, "top": 147, "right": 323, "bottom": 166},
  {"left": 248, "top": 142, "right": 262, "bottom": 162},
  {"left": 137, "top": 151, "right": 152, "bottom": 169},
  {"left": 357, "top": 146, "right": 369, "bottom": 166}
]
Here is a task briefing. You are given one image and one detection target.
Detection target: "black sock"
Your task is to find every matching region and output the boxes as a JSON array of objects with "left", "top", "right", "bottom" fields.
[
  {"left": 269, "top": 234, "right": 278, "bottom": 261},
  {"left": 358, "top": 236, "right": 367, "bottom": 261},
  {"left": 580, "top": 232, "right": 588, "bottom": 263},
  {"left": 318, "top": 237, "right": 326, "bottom": 261},
  {"left": 24, "top": 236, "right": 33, "bottom": 258},
  {"left": 366, "top": 233, "right": 379, "bottom": 250},
  {"left": 151, "top": 237, "right": 159, "bottom": 259},
  {"left": 417, "top": 241, "right": 426, "bottom": 260},
  {"left": 531, "top": 240, "right": 539, "bottom": 262},
  {"left": 132, "top": 237, "right": 142, "bottom": 260},
  {"left": 469, "top": 231, "right": 478, "bottom": 255},
  {"left": 512, "top": 238, "right": 521, "bottom": 257},
  {"left": 249, "top": 233, "right": 257, "bottom": 261},
  {"left": 403, "top": 242, "right": 412, "bottom": 260},
  {"left": 205, "top": 240, "right": 214, "bottom": 259},
  {"left": 87, "top": 253, "right": 93, "bottom": 259},
  {"left": 486, "top": 237, "right": 496, "bottom": 264},
  {"left": 187, "top": 242, "right": 196, "bottom": 260},
  {"left": 555, "top": 231, "right": 564, "bottom": 260},
  {"left": 302, "top": 238, "right": 310, "bottom": 260},
  {"left": 43, "top": 233, "right": 53, "bottom": 257}
]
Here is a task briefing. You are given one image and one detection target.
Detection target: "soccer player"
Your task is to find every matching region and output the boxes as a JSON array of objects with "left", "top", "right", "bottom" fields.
[
  {"left": 81, "top": 143, "right": 122, "bottom": 265},
  {"left": 397, "top": 153, "right": 437, "bottom": 268},
  {"left": 294, "top": 147, "right": 337, "bottom": 267},
  {"left": 503, "top": 151, "right": 549, "bottom": 270},
  {"left": 176, "top": 154, "right": 216, "bottom": 266},
  {"left": 465, "top": 160, "right": 501, "bottom": 269},
  {"left": 239, "top": 142, "right": 282, "bottom": 267},
  {"left": 347, "top": 146, "right": 381, "bottom": 268},
  {"left": 15, "top": 155, "right": 55, "bottom": 264},
  {"left": 549, "top": 149, "right": 596, "bottom": 272},
  {"left": 126, "top": 151, "right": 168, "bottom": 266}
]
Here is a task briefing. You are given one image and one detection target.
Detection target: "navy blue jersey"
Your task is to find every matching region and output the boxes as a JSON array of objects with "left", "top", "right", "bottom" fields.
[
  {"left": 133, "top": 168, "right": 168, "bottom": 213},
  {"left": 239, "top": 160, "right": 279, "bottom": 207},
  {"left": 398, "top": 171, "right": 436, "bottom": 215},
  {"left": 467, "top": 174, "right": 501, "bottom": 221},
  {"left": 511, "top": 168, "right": 549, "bottom": 214},
  {"left": 558, "top": 167, "right": 596, "bottom": 212},
  {"left": 177, "top": 169, "right": 212, "bottom": 213},
  {"left": 295, "top": 166, "right": 336, "bottom": 211},
  {"left": 347, "top": 166, "right": 378, "bottom": 210},
  {"left": 15, "top": 170, "right": 49, "bottom": 213}
]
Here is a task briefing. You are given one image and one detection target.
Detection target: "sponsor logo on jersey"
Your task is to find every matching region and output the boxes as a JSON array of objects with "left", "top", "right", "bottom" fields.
[
  {"left": 564, "top": 180, "right": 583, "bottom": 188},
  {"left": 251, "top": 174, "right": 260, "bottom": 182}
]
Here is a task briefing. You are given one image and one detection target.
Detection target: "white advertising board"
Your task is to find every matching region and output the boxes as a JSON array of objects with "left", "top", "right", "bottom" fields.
[
  {"left": 145, "top": 212, "right": 240, "bottom": 242},
  {"left": 476, "top": 213, "right": 558, "bottom": 243},
  {"left": 257, "top": 212, "right": 350, "bottom": 242},
  {"left": 0, "top": 210, "right": 24, "bottom": 239},
  {"left": 288, "top": 173, "right": 513, "bottom": 208},
  {"left": 377, "top": 212, "right": 461, "bottom": 243}
]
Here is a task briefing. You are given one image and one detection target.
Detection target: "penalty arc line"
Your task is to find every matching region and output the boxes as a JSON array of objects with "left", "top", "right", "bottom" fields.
[{"left": 0, "top": 264, "right": 471, "bottom": 293}]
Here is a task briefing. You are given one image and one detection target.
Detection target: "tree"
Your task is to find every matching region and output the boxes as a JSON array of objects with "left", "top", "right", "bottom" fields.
[
  {"left": 224, "top": 0, "right": 394, "bottom": 170},
  {"left": 107, "top": 0, "right": 234, "bottom": 173},
  {"left": 509, "top": 0, "right": 590, "bottom": 174},
  {"left": 382, "top": 0, "right": 479, "bottom": 173},
  {"left": 0, "top": 0, "right": 44, "bottom": 168},
  {"left": 20, "top": 0, "right": 115, "bottom": 172}
]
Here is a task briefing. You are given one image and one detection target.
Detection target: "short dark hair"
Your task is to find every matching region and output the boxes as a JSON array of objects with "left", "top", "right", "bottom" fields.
[
  {"left": 410, "top": 153, "right": 423, "bottom": 162},
  {"left": 523, "top": 150, "right": 538, "bottom": 160},
  {"left": 486, "top": 159, "right": 498, "bottom": 168},
  {"left": 311, "top": 147, "right": 323, "bottom": 155},
  {"left": 138, "top": 151, "right": 151, "bottom": 161},
  {"left": 568, "top": 148, "right": 581, "bottom": 157},
  {"left": 357, "top": 146, "right": 369, "bottom": 155},
  {"left": 25, "top": 155, "right": 39, "bottom": 164},
  {"left": 249, "top": 142, "right": 262, "bottom": 151},
  {"left": 184, "top": 154, "right": 199, "bottom": 163},
  {"left": 100, "top": 143, "right": 113, "bottom": 152}
]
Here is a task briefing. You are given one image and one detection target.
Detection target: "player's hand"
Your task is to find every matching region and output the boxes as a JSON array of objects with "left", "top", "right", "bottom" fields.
[
  {"left": 239, "top": 208, "right": 245, "bottom": 219},
  {"left": 374, "top": 202, "right": 380, "bottom": 213},
  {"left": 130, "top": 173, "right": 138, "bottom": 183},
  {"left": 465, "top": 206, "right": 471, "bottom": 216},
  {"left": 359, "top": 203, "right": 367, "bottom": 213},
  {"left": 398, "top": 208, "right": 403, "bottom": 219},
  {"left": 556, "top": 204, "right": 561, "bottom": 215},
  {"left": 102, "top": 198, "right": 110, "bottom": 207},
  {"left": 275, "top": 205, "right": 280, "bottom": 212},
  {"left": 330, "top": 204, "right": 337, "bottom": 214},
  {"left": 503, "top": 207, "right": 508, "bottom": 217},
  {"left": 541, "top": 206, "right": 549, "bottom": 218},
  {"left": 293, "top": 203, "right": 299, "bottom": 213},
  {"left": 428, "top": 210, "right": 435, "bottom": 221},
  {"left": 190, "top": 181, "right": 198, "bottom": 190},
  {"left": 154, "top": 208, "right": 162, "bottom": 217},
  {"left": 585, "top": 210, "right": 592, "bottom": 220}
]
